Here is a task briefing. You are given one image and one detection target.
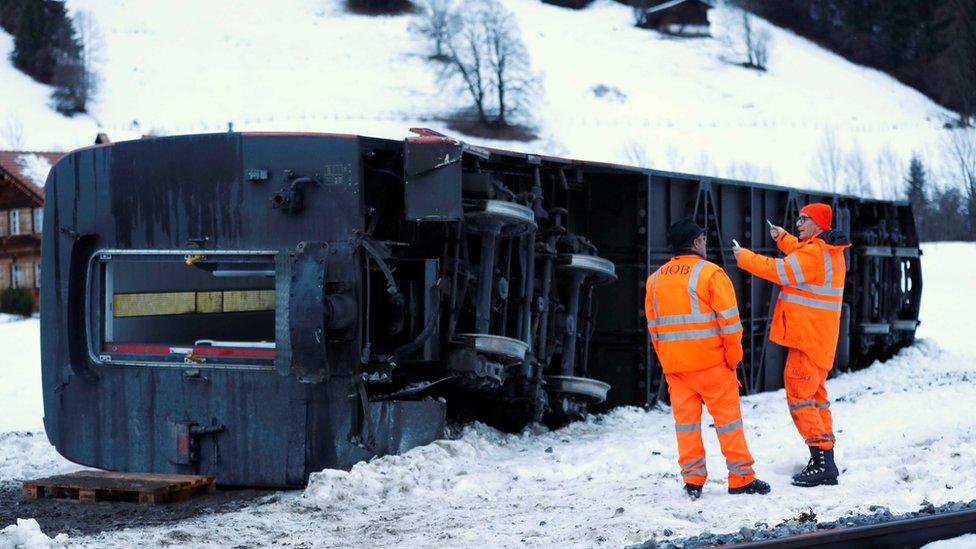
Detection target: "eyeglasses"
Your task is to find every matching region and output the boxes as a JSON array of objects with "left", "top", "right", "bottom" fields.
[{"left": 797, "top": 215, "right": 812, "bottom": 224}]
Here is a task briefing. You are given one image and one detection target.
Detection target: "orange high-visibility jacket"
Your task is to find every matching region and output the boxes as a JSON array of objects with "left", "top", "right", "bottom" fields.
[
  {"left": 736, "top": 230, "right": 851, "bottom": 371},
  {"left": 644, "top": 254, "right": 743, "bottom": 373}
]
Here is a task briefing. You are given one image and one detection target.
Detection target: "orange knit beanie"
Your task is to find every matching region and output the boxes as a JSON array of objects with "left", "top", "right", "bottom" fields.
[{"left": 801, "top": 203, "right": 832, "bottom": 230}]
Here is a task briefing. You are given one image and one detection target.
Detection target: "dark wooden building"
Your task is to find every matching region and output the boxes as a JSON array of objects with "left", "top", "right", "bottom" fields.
[
  {"left": 0, "top": 150, "right": 64, "bottom": 309},
  {"left": 635, "top": 0, "right": 712, "bottom": 37}
]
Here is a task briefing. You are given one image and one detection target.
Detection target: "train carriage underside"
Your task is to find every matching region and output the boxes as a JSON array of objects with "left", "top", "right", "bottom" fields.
[{"left": 40, "top": 131, "right": 921, "bottom": 486}]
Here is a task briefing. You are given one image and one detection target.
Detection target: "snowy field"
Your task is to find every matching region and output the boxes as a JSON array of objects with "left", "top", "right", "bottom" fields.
[
  {"left": 1, "top": 0, "right": 968, "bottom": 196},
  {"left": 1, "top": 242, "right": 975, "bottom": 547}
]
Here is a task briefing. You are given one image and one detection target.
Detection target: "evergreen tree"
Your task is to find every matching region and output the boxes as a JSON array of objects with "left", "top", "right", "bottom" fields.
[
  {"left": 929, "top": 186, "right": 970, "bottom": 240},
  {"left": 11, "top": 0, "right": 80, "bottom": 84},
  {"left": 904, "top": 155, "right": 929, "bottom": 239},
  {"left": 0, "top": 0, "right": 27, "bottom": 35},
  {"left": 10, "top": 0, "right": 90, "bottom": 114}
]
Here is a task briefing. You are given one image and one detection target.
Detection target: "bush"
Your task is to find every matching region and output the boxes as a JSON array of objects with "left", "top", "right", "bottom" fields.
[{"left": 0, "top": 288, "right": 34, "bottom": 317}]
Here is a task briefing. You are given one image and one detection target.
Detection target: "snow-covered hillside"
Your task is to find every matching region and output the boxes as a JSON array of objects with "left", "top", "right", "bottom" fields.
[
  {"left": 0, "top": 0, "right": 961, "bottom": 194},
  {"left": 1, "top": 243, "right": 974, "bottom": 547}
]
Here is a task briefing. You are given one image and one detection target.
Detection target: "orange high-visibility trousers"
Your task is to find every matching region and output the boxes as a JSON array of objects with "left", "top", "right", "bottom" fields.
[
  {"left": 666, "top": 365, "right": 756, "bottom": 489},
  {"left": 785, "top": 348, "right": 835, "bottom": 450}
]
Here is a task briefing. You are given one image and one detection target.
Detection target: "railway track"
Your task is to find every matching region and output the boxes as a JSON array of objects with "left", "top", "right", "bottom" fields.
[{"left": 724, "top": 507, "right": 976, "bottom": 548}]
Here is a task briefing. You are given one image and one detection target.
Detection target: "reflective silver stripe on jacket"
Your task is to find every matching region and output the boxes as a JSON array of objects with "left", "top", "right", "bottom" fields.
[
  {"left": 647, "top": 260, "right": 728, "bottom": 335},
  {"left": 651, "top": 272, "right": 660, "bottom": 322},
  {"left": 787, "top": 254, "right": 805, "bottom": 284},
  {"left": 778, "top": 250, "right": 842, "bottom": 296},
  {"left": 716, "top": 306, "right": 739, "bottom": 319},
  {"left": 823, "top": 251, "right": 833, "bottom": 285},
  {"left": 647, "top": 312, "right": 717, "bottom": 327},
  {"left": 714, "top": 418, "right": 743, "bottom": 434},
  {"left": 675, "top": 422, "right": 701, "bottom": 432},
  {"left": 775, "top": 258, "right": 789, "bottom": 285},
  {"left": 719, "top": 322, "right": 743, "bottom": 334},
  {"left": 789, "top": 400, "right": 817, "bottom": 411},
  {"left": 688, "top": 260, "right": 706, "bottom": 315},
  {"left": 794, "top": 283, "right": 844, "bottom": 297},
  {"left": 779, "top": 293, "right": 843, "bottom": 311},
  {"left": 652, "top": 327, "right": 721, "bottom": 342}
]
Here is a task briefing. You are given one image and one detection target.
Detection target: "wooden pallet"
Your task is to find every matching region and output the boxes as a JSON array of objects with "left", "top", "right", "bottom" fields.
[{"left": 22, "top": 470, "right": 215, "bottom": 504}]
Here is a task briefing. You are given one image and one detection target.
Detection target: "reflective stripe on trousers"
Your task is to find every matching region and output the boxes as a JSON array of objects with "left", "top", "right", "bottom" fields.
[
  {"left": 680, "top": 456, "right": 707, "bottom": 478},
  {"left": 715, "top": 418, "right": 743, "bottom": 435},
  {"left": 726, "top": 459, "right": 755, "bottom": 476}
]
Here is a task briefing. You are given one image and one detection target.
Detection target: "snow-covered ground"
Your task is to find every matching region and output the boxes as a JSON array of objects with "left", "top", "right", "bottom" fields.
[
  {"left": 1, "top": 243, "right": 974, "bottom": 547},
  {"left": 1, "top": 0, "right": 966, "bottom": 195}
]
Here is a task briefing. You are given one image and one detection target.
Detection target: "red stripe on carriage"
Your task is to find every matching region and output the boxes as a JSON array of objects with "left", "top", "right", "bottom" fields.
[{"left": 102, "top": 343, "right": 276, "bottom": 359}]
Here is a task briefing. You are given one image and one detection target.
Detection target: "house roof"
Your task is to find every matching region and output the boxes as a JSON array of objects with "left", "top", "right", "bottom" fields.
[
  {"left": 0, "top": 150, "right": 65, "bottom": 200},
  {"left": 645, "top": 0, "right": 712, "bottom": 15}
]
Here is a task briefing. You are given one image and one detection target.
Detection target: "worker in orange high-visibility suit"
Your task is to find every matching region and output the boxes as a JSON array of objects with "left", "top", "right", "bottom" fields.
[
  {"left": 646, "top": 219, "right": 770, "bottom": 500},
  {"left": 733, "top": 203, "right": 851, "bottom": 487}
]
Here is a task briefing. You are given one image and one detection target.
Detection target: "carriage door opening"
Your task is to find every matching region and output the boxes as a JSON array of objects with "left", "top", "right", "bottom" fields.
[{"left": 89, "top": 250, "right": 277, "bottom": 369}]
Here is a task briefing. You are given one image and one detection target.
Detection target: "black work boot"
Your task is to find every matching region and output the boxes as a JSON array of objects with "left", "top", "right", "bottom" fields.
[
  {"left": 684, "top": 483, "right": 703, "bottom": 500},
  {"left": 728, "top": 478, "right": 771, "bottom": 495},
  {"left": 792, "top": 446, "right": 839, "bottom": 487}
]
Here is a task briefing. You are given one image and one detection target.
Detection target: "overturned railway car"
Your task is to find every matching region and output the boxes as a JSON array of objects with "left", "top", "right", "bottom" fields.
[{"left": 40, "top": 131, "right": 921, "bottom": 486}]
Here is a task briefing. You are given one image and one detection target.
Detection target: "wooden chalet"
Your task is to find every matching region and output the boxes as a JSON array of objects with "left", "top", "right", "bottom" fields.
[
  {"left": 635, "top": 0, "right": 712, "bottom": 37},
  {"left": 0, "top": 150, "right": 65, "bottom": 309}
]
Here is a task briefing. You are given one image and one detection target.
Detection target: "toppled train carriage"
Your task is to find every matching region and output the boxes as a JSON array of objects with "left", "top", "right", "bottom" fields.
[{"left": 40, "top": 131, "right": 921, "bottom": 486}]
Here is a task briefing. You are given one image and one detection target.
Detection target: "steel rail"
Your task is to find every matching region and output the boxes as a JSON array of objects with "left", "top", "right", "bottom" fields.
[{"left": 724, "top": 508, "right": 976, "bottom": 548}]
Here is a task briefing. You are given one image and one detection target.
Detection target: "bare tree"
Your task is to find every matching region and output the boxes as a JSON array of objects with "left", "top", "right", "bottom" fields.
[
  {"left": 1, "top": 115, "right": 24, "bottom": 149},
  {"left": 874, "top": 146, "right": 902, "bottom": 200},
  {"left": 411, "top": 0, "right": 458, "bottom": 61},
  {"left": 443, "top": 9, "right": 489, "bottom": 126},
  {"left": 695, "top": 152, "right": 716, "bottom": 176},
  {"left": 727, "top": 161, "right": 760, "bottom": 182},
  {"left": 943, "top": 128, "right": 976, "bottom": 236},
  {"left": 736, "top": 5, "right": 772, "bottom": 71},
  {"left": 442, "top": 0, "right": 538, "bottom": 128},
  {"left": 622, "top": 141, "right": 651, "bottom": 168},
  {"left": 52, "top": 10, "right": 100, "bottom": 115},
  {"left": 75, "top": 11, "right": 102, "bottom": 99},
  {"left": 843, "top": 146, "right": 872, "bottom": 197},
  {"left": 665, "top": 145, "right": 685, "bottom": 172},
  {"left": 811, "top": 126, "right": 843, "bottom": 193}
]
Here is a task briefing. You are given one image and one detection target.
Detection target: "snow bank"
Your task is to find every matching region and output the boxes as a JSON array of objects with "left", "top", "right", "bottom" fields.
[
  {"left": 0, "top": 519, "right": 67, "bottom": 549},
  {"left": 76, "top": 336, "right": 976, "bottom": 548},
  {"left": 925, "top": 534, "right": 976, "bottom": 549},
  {"left": 0, "top": 320, "right": 43, "bottom": 432},
  {"left": 0, "top": 432, "right": 77, "bottom": 483},
  {"left": 917, "top": 243, "right": 976, "bottom": 356}
]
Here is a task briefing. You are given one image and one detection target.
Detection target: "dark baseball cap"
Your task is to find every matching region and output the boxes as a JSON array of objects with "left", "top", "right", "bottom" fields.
[{"left": 667, "top": 218, "right": 705, "bottom": 250}]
